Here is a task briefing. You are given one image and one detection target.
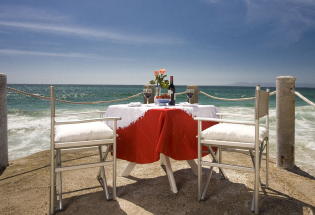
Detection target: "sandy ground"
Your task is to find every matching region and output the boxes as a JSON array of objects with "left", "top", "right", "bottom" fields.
[{"left": 0, "top": 149, "right": 314, "bottom": 215}]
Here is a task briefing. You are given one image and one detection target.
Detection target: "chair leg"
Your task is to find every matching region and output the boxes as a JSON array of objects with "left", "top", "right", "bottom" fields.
[
  {"left": 97, "top": 146, "right": 111, "bottom": 178},
  {"left": 50, "top": 149, "right": 56, "bottom": 215},
  {"left": 254, "top": 149, "right": 260, "bottom": 214},
  {"left": 208, "top": 147, "right": 227, "bottom": 180},
  {"left": 98, "top": 146, "right": 110, "bottom": 200},
  {"left": 249, "top": 150, "right": 264, "bottom": 191},
  {"left": 201, "top": 146, "right": 228, "bottom": 200},
  {"left": 218, "top": 147, "right": 227, "bottom": 179},
  {"left": 266, "top": 139, "right": 269, "bottom": 188},
  {"left": 201, "top": 166, "right": 214, "bottom": 200},
  {"left": 249, "top": 149, "right": 260, "bottom": 214},
  {"left": 197, "top": 143, "right": 202, "bottom": 201},
  {"left": 113, "top": 142, "right": 117, "bottom": 200},
  {"left": 187, "top": 160, "right": 198, "bottom": 176},
  {"left": 56, "top": 149, "right": 63, "bottom": 210}
]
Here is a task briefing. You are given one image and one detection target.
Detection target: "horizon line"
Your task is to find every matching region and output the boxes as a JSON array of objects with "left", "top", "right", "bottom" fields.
[{"left": 6, "top": 83, "right": 315, "bottom": 89}]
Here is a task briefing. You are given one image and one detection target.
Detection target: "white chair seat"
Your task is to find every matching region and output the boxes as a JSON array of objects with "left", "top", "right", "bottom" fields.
[
  {"left": 201, "top": 123, "right": 267, "bottom": 148},
  {"left": 55, "top": 121, "right": 114, "bottom": 143}
]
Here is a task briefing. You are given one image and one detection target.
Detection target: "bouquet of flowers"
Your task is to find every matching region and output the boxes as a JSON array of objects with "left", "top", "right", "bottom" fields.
[{"left": 149, "top": 68, "right": 169, "bottom": 89}]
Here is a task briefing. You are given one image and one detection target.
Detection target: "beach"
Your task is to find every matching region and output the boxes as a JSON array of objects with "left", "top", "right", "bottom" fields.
[
  {"left": 0, "top": 148, "right": 314, "bottom": 214},
  {"left": 2, "top": 1, "right": 315, "bottom": 214}
]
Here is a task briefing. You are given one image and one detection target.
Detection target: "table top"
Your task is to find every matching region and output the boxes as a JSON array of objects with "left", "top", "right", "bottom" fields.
[{"left": 105, "top": 103, "right": 218, "bottom": 129}]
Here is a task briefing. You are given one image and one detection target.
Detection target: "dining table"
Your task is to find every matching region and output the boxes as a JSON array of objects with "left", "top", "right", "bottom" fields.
[{"left": 104, "top": 102, "right": 218, "bottom": 193}]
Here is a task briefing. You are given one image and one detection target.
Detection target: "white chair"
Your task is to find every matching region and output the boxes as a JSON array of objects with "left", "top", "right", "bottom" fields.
[
  {"left": 49, "top": 86, "right": 121, "bottom": 214},
  {"left": 195, "top": 86, "right": 269, "bottom": 214}
]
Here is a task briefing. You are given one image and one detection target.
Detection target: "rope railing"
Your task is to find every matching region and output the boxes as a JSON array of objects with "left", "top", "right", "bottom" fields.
[
  {"left": 8, "top": 86, "right": 280, "bottom": 104},
  {"left": 54, "top": 92, "right": 142, "bottom": 104},
  {"left": 175, "top": 91, "right": 187, "bottom": 96},
  {"left": 199, "top": 90, "right": 276, "bottom": 102},
  {"left": 7, "top": 87, "right": 142, "bottom": 104},
  {"left": 7, "top": 86, "right": 51, "bottom": 100},
  {"left": 199, "top": 90, "right": 256, "bottom": 101},
  {"left": 295, "top": 91, "right": 315, "bottom": 107}
]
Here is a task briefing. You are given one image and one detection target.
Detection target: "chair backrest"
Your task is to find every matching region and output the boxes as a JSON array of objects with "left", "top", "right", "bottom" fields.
[{"left": 255, "top": 86, "right": 269, "bottom": 119}]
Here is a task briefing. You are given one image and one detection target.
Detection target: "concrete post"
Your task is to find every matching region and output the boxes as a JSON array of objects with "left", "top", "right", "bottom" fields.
[
  {"left": 187, "top": 86, "right": 199, "bottom": 104},
  {"left": 276, "top": 76, "right": 296, "bottom": 169},
  {"left": 143, "top": 84, "right": 155, "bottom": 104},
  {"left": 0, "top": 74, "right": 8, "bottom": 174}
]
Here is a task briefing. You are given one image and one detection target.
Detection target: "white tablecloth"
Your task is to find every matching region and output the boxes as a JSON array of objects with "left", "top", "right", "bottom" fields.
[{"left": 105, "top": 103, "right": 218, "bottom": 129}]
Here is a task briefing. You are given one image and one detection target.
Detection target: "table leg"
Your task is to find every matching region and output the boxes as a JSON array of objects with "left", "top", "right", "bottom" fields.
[
  {"left": 187, "top": 160, "right": 198, "bottom": 176},
  {"left": 160, "top": 154, "right": 178, "bottom": 194},
  {"left": 121, "top": 162, "right": 136, "bottom": 177}
]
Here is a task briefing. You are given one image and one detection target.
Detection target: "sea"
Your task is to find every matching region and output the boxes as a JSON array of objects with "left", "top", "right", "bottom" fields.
[{"left": 7, "top": 84, "right": 315, "bottom": 173}]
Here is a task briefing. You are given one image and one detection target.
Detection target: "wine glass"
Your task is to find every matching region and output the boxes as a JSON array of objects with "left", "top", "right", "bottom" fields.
[
  {"left": 143, "top": 88, "right": 152, "bottom": 104},
  {"left": 186, "top": 88, "right": 194, "bottom": 104}
]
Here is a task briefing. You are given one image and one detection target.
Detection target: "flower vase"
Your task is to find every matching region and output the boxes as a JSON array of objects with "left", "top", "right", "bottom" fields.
[
  {"left": 155, "top": 85, "right": 161, "bottom": 97},
  {"left": 154, "top": 85, "right": 161, "bottom": 104}
]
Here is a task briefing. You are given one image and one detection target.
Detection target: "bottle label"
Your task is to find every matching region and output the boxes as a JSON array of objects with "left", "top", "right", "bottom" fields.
[{"left": 168, "top": 90, "right": 172, "bottom": 96}]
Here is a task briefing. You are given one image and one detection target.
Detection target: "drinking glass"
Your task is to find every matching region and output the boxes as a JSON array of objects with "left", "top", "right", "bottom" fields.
[
  {"left": 143, "top": 88, "right": 152, "bottom": 104},
  {"left": 186, "top": 88, "right": 194, "bottom": 104}
]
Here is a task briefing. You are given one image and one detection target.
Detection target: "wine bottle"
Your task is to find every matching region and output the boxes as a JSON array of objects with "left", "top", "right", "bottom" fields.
[{"left": 168, "top": 76, "right": 175, "bottom": 105}]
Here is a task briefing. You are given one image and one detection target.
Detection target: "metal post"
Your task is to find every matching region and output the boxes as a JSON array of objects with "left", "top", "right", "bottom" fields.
[
  {"left": 143, "top": 84, "right": 155, "bottom": 104},
  {"left": 187, "top": 85, "right": 199, "bottom": 104},
  {"left": 276, "top": 76, "right": 296, "bottom": 169},
  {"left": 0, "top": 74, "right": 8, "bottom": 174}
]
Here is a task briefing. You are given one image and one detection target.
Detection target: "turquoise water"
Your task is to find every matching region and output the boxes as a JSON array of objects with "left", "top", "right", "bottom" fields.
[{"left": 7, "top": 84, "right": 315, "bottom": 172}]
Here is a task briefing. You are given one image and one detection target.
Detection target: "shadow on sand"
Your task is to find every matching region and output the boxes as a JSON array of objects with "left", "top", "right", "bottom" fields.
[
  {"left": 0, "top": 153, "right": 98, "bottom": 182},
  {"left": 288, "top": 165, "right": 315, "bottom": 180},
  {"left": 57, "top": 168, "right": 314, "bottom": 215}
]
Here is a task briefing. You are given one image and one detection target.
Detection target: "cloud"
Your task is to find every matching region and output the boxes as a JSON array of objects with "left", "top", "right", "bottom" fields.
[
  {"left": 0, "top": 5, "right": 184, "bottom": 45},
  {"left": 244, "top": 0, "right": 315, "bottom": 45},
  {"left": 0, "top": 49, "right": 125, "bottom": 60},
  {"left": 0, "top": 21, "right": 184, "bottom": 45},
  {"left": 0, "top": 5, "right": 69, "bottom": 22},
  {"left": 0, "top": 49, "right": 99, "bottom": 58},
  {"left": 202, "top": 0, "right": 222, "bottom": 3}
]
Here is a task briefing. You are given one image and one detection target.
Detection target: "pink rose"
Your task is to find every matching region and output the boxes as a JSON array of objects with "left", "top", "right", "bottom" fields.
[
  {"left": 154, "top": 70, "right": 159, "bottom": 76},
  {"left": 159, "top": 68, "right": 166, "bottom": 75}
]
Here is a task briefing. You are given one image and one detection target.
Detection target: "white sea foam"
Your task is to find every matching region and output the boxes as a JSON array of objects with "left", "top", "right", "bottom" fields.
[
  {"left": 7, "top": 105, "right": 315, "bottom": 172},
  {"left": 219, "top": 106, "right": 315, "bottom": 172},
  {"left": 8, "top": 107, "right": 103, "bottom": 160}
]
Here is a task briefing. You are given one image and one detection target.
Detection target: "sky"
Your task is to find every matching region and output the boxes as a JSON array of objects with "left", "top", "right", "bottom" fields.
[{"left": 0, "top": 0, "right": 315, "bottom": 86}]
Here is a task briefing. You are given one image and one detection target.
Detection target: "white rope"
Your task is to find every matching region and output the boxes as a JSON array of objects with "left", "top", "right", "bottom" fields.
[
  {"left": 7, "top": 86, "right": 278, "bottom": 104},
  {"left": 175, "top": 91, "right": 186, "bottom": 96},
  {"left": 199, "top": 90, "right": 276, "bottom": 102},
  {"left": 7, "top": 87, "right": 142, "bottom": 104},
  {"left": 200, "top": 91, "right": 256, "bottom": 101},
  {"left": 55, "top": 92, "right": 142, "bottom": 104},
  {"left": 7, "top": 87, "right": 51, "bottom": 100},
  {"left": 295, "top": 91, "right": 315, "bottom": 107}
]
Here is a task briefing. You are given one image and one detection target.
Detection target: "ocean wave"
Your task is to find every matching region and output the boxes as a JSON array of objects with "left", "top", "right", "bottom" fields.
[
  {"left": 7, "top": 107, "right": 105, "bottom": 160},
  {"left": 219, "top": 106, "right": 315, "bottom": 169},
  {"left": 7, "top": 105, "right": 315, "bottom": 171}
]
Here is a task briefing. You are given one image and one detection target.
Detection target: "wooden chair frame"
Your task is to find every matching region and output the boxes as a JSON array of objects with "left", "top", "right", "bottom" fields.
[
  {"left": 49, "top": 86, "right": 120, "bottom": 214},
  {"left": 195, "top": 86, "right": 269, "bottom": 214}
]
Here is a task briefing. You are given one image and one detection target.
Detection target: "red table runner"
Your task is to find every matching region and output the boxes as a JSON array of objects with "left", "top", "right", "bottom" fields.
[{"left": 116, "top": 108, "right": 217, "bottom": 164}]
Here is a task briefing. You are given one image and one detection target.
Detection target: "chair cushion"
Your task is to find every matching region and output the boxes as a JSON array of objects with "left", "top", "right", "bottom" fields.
[
  {"left": 201, "top": 123, "right": 267, "bottom": 146},
  {"left": 55, "top": 121, "right": 113, "bottom": 143}
]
